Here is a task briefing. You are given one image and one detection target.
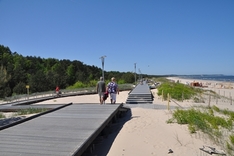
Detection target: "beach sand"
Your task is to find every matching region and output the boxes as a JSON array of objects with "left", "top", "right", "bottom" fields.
[{"left": 33, "top": 78, "right": 234, "bottom": 156}]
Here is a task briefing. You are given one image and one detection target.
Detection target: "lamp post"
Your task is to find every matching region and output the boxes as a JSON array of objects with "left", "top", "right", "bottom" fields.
[
  {"left": 100, "top": 55, "right": 106, "bottom": 81},
  {"left": 134, "top": 63, "right": 136, "bottom": 85},
  {"left": 138, "top": 68, "right": 142, "bottom": 80}
]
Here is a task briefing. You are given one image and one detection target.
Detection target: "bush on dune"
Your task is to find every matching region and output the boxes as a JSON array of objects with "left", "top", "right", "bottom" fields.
[{"left": 157, "top": 81, "right": 202, "bottom": 101}]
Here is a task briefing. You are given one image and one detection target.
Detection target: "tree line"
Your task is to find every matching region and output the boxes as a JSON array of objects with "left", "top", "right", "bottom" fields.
[{"left": 0, "top": 45, "right": 147, "bottom": 98}]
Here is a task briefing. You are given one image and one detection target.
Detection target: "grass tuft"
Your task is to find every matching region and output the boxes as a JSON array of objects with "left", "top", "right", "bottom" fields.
[
  {"left": 0, "top": 112, "right": 6, "bottom": 119},
  {"left": 17, "top": 107, "right": 48, "bottom": 116}
]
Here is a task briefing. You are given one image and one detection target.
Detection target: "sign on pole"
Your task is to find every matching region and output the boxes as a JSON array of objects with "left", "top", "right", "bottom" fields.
[{"left": 26, "top": 85, "right": 30, "bottom": 99}]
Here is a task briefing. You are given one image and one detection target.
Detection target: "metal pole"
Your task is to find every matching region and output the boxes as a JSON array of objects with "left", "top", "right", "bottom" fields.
[
  {"left": 134, "top": 63, "right": 136, "bottom": 85},
  {"left": 100, "top": 55, "right": 106, "bottom": 81},
  {"left": 138, "top": 68, "right": 142, "bottom": 81},
  {"left": 167, "top": 93, "right": 170, "bottom": 110}
]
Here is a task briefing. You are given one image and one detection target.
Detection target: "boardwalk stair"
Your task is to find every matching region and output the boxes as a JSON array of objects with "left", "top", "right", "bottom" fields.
[{"left": 126, "top": 81, "right": 154, "bottom": 104}]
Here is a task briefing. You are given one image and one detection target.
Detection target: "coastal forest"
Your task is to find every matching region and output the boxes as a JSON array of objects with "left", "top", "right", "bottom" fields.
[{"left": 0, "top": 45, "right": 145, "bottom": 98}]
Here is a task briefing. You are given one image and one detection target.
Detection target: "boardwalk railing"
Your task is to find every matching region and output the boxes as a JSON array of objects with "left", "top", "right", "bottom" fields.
[{"left": 0, "top": 84, "right": 134, "bottom": 106}]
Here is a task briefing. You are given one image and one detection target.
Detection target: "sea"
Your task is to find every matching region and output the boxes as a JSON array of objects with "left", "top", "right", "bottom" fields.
[{"left": 177, "top": 75, "right": 234, "bottom": 83}]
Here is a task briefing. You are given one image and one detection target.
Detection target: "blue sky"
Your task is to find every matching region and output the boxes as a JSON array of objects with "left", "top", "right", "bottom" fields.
[{"left": 0, "top": 0, "right": 233, "bottom": 75}]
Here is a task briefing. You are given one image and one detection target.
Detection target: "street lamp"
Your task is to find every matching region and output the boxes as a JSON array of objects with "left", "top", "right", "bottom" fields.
[
  {"left": 134, "top": 63, "right": 137, "bottom": 85},
  {"left": 100, "top": 55, "right": 106, "bottom": 81},
  {"left": 138, "top": 68, "right": 142, "bottom": 80}
]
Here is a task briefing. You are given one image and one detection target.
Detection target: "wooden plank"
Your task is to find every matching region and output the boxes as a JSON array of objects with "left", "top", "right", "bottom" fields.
[{"left": 0, "top": 104, "right": 121, "bottom": 156}]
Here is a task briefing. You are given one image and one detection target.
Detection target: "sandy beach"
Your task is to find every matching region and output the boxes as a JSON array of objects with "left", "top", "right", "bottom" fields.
[{"left": 33, "top": 78, "right": 234, "bottom": 156}]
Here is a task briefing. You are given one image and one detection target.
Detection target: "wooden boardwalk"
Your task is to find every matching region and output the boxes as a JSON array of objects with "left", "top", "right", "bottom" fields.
[
  {"left": 126, "top": 81, "right": 154, "bottom": 104},
  {"left": 0, "top": 103, "right": 123, "bottom": 156}
]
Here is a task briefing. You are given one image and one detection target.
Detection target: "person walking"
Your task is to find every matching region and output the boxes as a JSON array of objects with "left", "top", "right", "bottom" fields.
[
  {"left": 55, "top": 86, "right": 61, "bottom": 97},
  {"left": 106, "top": 77, "right": 119, "bottom": 104},
  {"left": 96, "top": 77, "right": 106, "bottom": 104}
]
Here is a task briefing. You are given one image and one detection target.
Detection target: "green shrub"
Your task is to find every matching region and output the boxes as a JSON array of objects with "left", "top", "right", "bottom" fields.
[
  {"left": 17, "top": 108, "right": 48, "bottom": 115},
  {"left": 229, "top": 135, "right": 234, "bottom": 145},
  {"left": 193, "top": 97, "right": 200, "bottom": 103},
  {"left": 168, "top": 104, "right": 234, "bottom": 155},
  {"left": 157, "top": 81, "right": 202, "bottom": 101},
  {"left": 0, "top": 112, "right": 6, "bottom": 119},
  {"left": 86, "top": 80, "right": 98, "bottom": 87},
  {"left": 229, "top": 112, "right": 234, "bottom": 120},
  {"left": 67, "top": 81, "right": 85, "bottom": 89},
  {"left": 117, "top": 79, "right": 125, "bottom": 84},
  {"left": 226, "top": 142, "right": 233, "bottom": 153},
  {"left": 169, "top": 107, "right": 233, "bottom": 134},
  {"left": 212, "top": 105, "right": 220, "bottom": 112},
  {"left": 188, "top": 124, "right": 196, "bottom": 133}
]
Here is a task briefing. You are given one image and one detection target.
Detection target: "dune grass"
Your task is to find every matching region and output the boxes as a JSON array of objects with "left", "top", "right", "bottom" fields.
[
  {"left": 154, "top": 78, "right": 234, "bottom": 154},
  {"left": 167, "top": 105, "right": 234, "bottom": 155},
  {"left": 157, "top": 80, "right": 204, "bottom": 101}
]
